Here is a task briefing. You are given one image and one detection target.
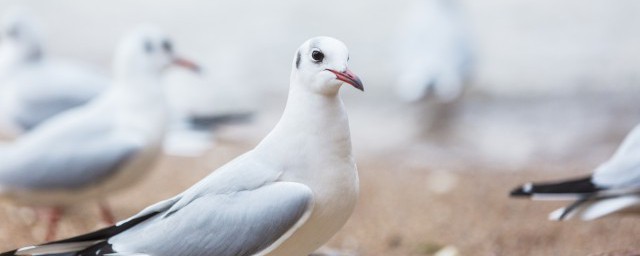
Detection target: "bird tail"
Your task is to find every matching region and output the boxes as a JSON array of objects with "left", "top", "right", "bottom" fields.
[
  {"left": 510, "top": 175, "right": 601, "bottom": 200},
  {"left": 1, "top": 211, "right": 159, "bottom": 255},
  {"left": 0, "top": 241, "right": 105, "bottom": 256},
  {"left": 549, "top": 195, "right": 640, "bottom": 221}
]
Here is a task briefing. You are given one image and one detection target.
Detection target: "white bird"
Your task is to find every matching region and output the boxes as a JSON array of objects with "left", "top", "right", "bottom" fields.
[
  {"left": 0, "top": 7, "right": 109, "bottom": 136},
  {"left": 394, "top": 0, "right": 473, "bottom": 103},
  {"left": 511, "top": 124, "right": 640, "bottom": 221},
  {"left": 0, "top": 25, "right": 199, "bottom": 241},
  {"left": 1, "top": 36, "right": 364, "bottom": 256}
]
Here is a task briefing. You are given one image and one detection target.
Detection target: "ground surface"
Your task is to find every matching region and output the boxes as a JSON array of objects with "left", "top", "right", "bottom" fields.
[{"left": 1, "top": 137, "right": 640, "bottom": 256}]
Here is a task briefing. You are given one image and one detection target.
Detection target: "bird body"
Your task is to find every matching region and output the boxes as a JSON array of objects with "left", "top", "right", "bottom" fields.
[{"left": 0, "top": 82, "right": 165, "bottom": 206}]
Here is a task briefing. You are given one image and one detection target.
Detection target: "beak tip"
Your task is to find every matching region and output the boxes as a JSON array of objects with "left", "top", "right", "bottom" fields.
[{"left": 327, "top": 68, "right": 364, "bottom": 92}]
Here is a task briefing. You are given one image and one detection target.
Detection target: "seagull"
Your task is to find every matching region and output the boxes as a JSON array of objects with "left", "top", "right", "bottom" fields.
[
  {"left": 394, "top": 0, "right": 473, "bottom": 103},
  {"left": 511, "top": 124, "right": 640, "bottom": 221},
  {"left": 1, "top": 36, "right": 364, "bottom": 256},
  {"left": 0, "top": 7, "right": 109, "bottom": 136},
  {"left": 0, "top": 25, "right": 199, "bottom": 241}
]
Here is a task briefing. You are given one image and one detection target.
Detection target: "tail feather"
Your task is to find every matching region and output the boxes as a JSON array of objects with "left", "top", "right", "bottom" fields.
[
  {"left": 1, "top": 211, "right": 159, "bottom": 255},
  {"left": 548, "top": 195, "right": 640, "bottom": 221},
  {"left": 548, "top": 198, "right": 590, "bottom": 221},
  {"left": 510, "top": 175, "right": 601, "bottom": 200},
  {"left": 13, "top": 241, "right": 101, "bottom": 255},
  {"left": 0, "top": 250, "right": 17, "bottom": 256},
  {"left": 580, "top": 196, "right": 640, "bottom": 220}
]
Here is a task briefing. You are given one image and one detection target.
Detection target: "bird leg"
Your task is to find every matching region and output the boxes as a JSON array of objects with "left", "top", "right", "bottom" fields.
[
  {"left": 43, "top": 207, "right": 63, "bottom": 241},
  {"left": 98, "top": 200, "right": 116, "bottom": 225}
]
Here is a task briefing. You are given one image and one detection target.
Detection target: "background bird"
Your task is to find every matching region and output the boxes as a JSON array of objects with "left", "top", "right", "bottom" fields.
[
  {"left": 511, "top": 124, "right": 640, "bottom": 221},
  {"left": 394, "top": 0, "right": 473, "bottom": 103},
  {"left": 1, "top": 36, "right": 363, "bottom": 256},
  {"left": 0, "top": 25, "right": 199, "bottom": 241},
  {"left": 0, "top": 7, "right": 109, "bottom": 137}
]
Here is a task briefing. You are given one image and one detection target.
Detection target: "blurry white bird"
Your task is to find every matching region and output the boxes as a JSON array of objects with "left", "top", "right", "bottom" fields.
[
  {"left": 395, "top": 0, "right": 473, "bottom": 102},
  {"left": 1, "top": 36, "right": 363, "bottom": 256},
  {"left": 0, "top": 25, "right": 199, "bottom": 241},
  {"left": 0, "top": 7, "right": 109, "bottom": 136},
  {"left": 511, "top": 124, "right": 640, "bottom": 221}
]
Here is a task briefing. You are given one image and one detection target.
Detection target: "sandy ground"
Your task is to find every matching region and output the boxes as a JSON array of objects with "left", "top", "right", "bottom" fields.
[{"left": 1, "top": 135, "right": 640, "bottom": 256}]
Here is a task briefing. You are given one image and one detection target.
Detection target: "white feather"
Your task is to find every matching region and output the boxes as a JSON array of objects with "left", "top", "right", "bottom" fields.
[
  {"left": 580, "top": 196, "right": 640, "bottom": 220},
  {"left": 16, "top": 241, "right": 101, "bottom": 255}
]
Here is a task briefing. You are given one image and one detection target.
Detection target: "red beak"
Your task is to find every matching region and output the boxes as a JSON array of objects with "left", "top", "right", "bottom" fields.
[
  {"left": 327, "top": 69, "right": 364, "bottom": 91},
  {"left": 172, "top": 57, "right": 201, "bottom": 73}
]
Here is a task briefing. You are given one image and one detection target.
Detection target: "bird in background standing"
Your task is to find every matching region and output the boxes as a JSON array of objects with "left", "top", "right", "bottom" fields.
[
  {"left": 0, "top": 25, "right": 199, "bottom": 241},
  {"left": 0, "top": 7, "right": 109, "bottom": 137},
  {"left": 394, "top": 0, "right": 473, "bottom": 103},
  {"left": 511, "top": 124, "right": 640, "bottom": 221},
  {"left": 1, "top": 36, "right": 363, "bottom": 256}
]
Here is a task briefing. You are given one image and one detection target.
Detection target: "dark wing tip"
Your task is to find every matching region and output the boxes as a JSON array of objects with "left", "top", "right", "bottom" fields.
[
  {"left": 0, "top": 249, "right": 17, "bottom": 256},
  {"left": 509, "top": 175, "right": 600, "bottom": 198}
]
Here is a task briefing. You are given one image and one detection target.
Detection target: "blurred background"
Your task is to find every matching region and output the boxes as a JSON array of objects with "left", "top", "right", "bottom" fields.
[{"left": 0, "top": 0, "right": 640, "bottom": 255}]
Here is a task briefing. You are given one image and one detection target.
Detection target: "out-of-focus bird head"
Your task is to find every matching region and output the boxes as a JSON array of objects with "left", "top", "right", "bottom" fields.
[
  {"left": 291, "top": 36, "right": 363, "bottom": 96},
  {"left": 113, "top": 25, "right": 199, "bottom": 81},
  {"left": 0, "top": 7, "right": 44, "bottom": 64}
]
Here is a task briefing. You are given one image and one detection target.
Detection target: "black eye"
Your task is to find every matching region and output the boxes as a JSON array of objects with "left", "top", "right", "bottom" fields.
[
  {"left": 162, "top": 40, "right": 173, "bottom": 53},
  {"left": 311, "top": 50, "right": 324, "bottom": 62}
]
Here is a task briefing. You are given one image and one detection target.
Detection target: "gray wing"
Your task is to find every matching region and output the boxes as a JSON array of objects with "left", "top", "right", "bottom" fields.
[
  {"left": 12, "top": 96, "right": 90, "bottom": 130},
  {"left": 8, "top": 60, "right": 108, "bottom": 130},
  {"left": 109, "top": 182, "right": 313, "bottom": 256},
  {"left": 0, "top": 130, "right": 142, "bottom": 190}
]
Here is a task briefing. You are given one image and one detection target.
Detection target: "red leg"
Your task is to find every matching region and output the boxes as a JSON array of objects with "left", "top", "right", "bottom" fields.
[
  {"left": 98, "top": 200, "right": 115, "bottom": 225},
  {"left": 44, "top": 207, "right": 62, "bottom": 242}
]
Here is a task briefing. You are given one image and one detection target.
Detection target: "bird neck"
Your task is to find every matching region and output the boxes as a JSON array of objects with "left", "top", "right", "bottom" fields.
[
  {"left": 256, "top": 81, "right": 353, "bottom": 165},
  {"left": 109, "top": 75, "right": 168, "bottom": 135}
]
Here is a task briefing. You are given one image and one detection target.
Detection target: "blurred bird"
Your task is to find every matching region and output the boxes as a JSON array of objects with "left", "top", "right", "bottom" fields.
[
  {"left": 1, "top": 36, "right": 363, "bottom": 256},
  {"left": 511, "top": 124, "right": 640, "bottom": 221},
  {"left": 0, "top": 25, "right": 199, "bottom": 241},
  {"left": 0, "top": 7, "right": 109, "bottom": 137},
  {"left": 394, "top": 0, "right": 473, "bottom": 103}
]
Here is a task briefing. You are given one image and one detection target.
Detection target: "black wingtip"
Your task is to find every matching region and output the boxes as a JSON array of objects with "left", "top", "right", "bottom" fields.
[
  {"left": 508, "top": 175, "right": 600, "bottom": 198},
  {"left": 0, "top": 250, "right": 17, "bottom": 256}
]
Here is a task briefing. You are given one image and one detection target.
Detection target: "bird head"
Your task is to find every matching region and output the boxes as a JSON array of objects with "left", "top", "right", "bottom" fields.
[
  {"left": 291, "top": 36, "right": 363, "bottom": 95},
  {"left": 113, "top": 25, "right": 199, "bottom": 81},
  {"left": 0, "top": 7, "right": 44, "bottom": 63}
]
